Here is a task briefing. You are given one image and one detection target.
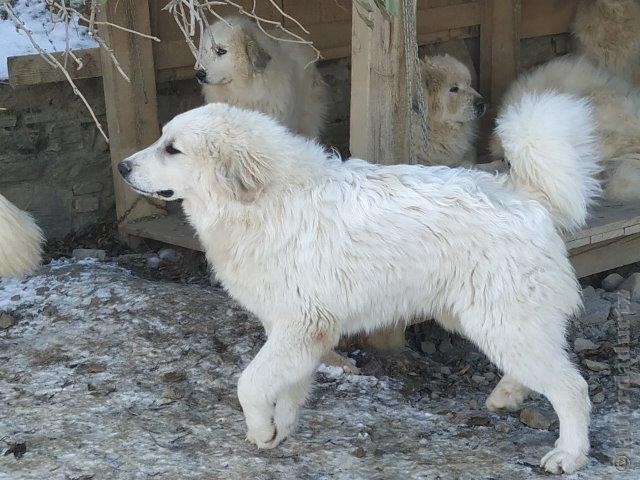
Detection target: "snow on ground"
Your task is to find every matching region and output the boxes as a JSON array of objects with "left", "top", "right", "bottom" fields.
[
  {"left": 0, "top": 259, "right": 639, "bottom": 479},
  {"left": 0, "top": 0, "right": 97, "bottom": 79}
]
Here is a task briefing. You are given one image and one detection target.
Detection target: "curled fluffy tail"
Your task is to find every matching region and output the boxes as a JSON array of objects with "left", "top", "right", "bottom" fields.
[
  {"left": 496, "top": 91, "right": 602, "bottom": 232},
  {"left": 0, "top": 194, "right": 44, "bottom": 277}
]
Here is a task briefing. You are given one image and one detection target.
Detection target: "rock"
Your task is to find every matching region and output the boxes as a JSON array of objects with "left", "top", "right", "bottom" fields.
[
  {"left": 438, "top": 338, "right": 453, "bottom": 353},
  {"left": 580, "top": 297, "right": 612, "bottom": 325},
  {"left": 602, "top": 273, "right": 624, "bottom": 292},
  {"left": 519, "top": 407, "right": 555, "bottom": 429},
  {"left": 495, "top": 422, "right": 511, "bottom": 433},
  {"left": 0, "top": 312, "right": 16, "bottom": 329},
  {"left": 468, "top": 399, "right": 478, "bottom": 409},
  {"left": 72, "top": 249, "right": 107, "bottom": 261},
  {"left": 162, "top": 371, "right": 187, "bottom": 383},
  {"left": 582, "top": 285, "right": 596, "bottom": 298},
  {"left": 351, "top": 446, "right": 366, "bottom": 458},
  {"left": 471, "top": 374, "right": 486, "bottom": 385},
  {"left": 619, "top": 273, "right": 640, "bottom": 301},
  {"left": 584, "top": 359, "right": 609, "bottom": 372},
  {"left": 76, "top": 362, "right": 107, "bottom": 374},
  {"left": 591, "top": 389, "right": 605, "bottom": 404},
  {"left": 146, "top": 256, "right": 162, "bottom": 269},
  {"left": 573, "top": 338, "right": 599, "bottom": 353},
  {"left": 484, "top": 372, "right": 496, "bottom": 382},
  {"left": 466, "top": 415, "right": 491, "bottom": 427},
  {"left": 439, "top": 366, "right": 452, "bottom": 375},
  {"left": 158, "top": 248, "right": 178, "bottom": 263},
  {"left": 421, "top": 341, "right": 436, "bottom": 354}
]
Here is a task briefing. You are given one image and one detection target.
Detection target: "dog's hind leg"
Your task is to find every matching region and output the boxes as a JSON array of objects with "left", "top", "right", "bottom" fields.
[
  {"left": 459, "top": 310, "right": 590, "bottom": 474},
  {"left": 238, "top": 320, "right": 339, "bottom": 449}
]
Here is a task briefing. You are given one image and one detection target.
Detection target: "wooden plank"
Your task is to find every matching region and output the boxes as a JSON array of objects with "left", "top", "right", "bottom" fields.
[
  {"left": 98, "top": 0, "right": 165, "bottom": 239},
  {"left": 123, "top": 214, "right": 202, "bottom": 252},
  {"left": 7, "top": 48, "right": 102, "bottom": 87},
  {"left": 566, "top": 201, "right": 640, "bottom": 243},
  {"left": 520, "top": 0, "right": 578, "bottom": 39},
  {"left": 570, "top": 233, "right": 640, "bottom": 278}
]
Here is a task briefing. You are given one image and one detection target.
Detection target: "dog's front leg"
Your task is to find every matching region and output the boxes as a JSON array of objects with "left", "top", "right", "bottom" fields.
[{"left": 238, "top": 322, "right": 337, "bottom": 449}]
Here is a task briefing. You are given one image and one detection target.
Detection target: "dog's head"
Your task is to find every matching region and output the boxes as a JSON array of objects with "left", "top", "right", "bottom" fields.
[
  {"left": 196, "top": 17, "right": 272, "bottom": 87},
  {"left": 117, "top": 103, "right": 290, "bottom": 206},
  {"left": 421, "top": 54, "right": 486, "bottom": 124}
]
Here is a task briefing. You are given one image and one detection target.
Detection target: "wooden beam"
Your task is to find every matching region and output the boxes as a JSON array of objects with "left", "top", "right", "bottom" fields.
[
  {"left": 98, "top": 0, "right": 165, "bottom": 238},
  {"left": 570, "top": 234, "right": 640, "bottom": 278}
]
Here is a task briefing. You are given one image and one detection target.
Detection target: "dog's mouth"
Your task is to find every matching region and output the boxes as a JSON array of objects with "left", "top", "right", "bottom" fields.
[{"left": 129, "top": 185, "right": 175, "bottom": 199}]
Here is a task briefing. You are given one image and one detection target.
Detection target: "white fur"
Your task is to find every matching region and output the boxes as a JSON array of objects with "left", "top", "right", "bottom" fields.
[
  {"left": 0, "top": 194, "right": 43, "bottom": 277},
  {"left": 494, "top": 54, "right": 640, "bottom": 201},
  {"left": 120, "top": 92, "right": 597, "bottom": 474},
  {"left": 198, "top": 16, "right": 327, "bottom": 139}
]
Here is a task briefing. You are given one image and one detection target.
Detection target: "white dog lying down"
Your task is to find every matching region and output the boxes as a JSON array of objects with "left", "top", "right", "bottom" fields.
[
  {"left": 118, "top": 91, "right": 600, "bottom": 474},
  {"left": 197, "top": 16, "right": 328, "bottom": 139},
  {"left": 494, "top": 54, "right": 640, "bottom": 201},
  {"left": 0, "top": 194, "right": 43, "bottom": 277}
]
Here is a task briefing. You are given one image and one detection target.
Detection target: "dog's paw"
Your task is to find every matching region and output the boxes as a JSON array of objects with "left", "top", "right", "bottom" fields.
[
  {"left": 245, "top": 424, "right": 279, "bottom": 449},
  {"left": 272, "top": 402, "right": 299, "bottom": 445},
  {"left": 540, "top": 448, "right": 588, "bottom": 474},
  {"left": 485, "top": 377, "right": 529, "bottom": 412}
]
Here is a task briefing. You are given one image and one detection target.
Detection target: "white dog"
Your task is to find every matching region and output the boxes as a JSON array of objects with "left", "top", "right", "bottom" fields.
[
  {"left": 415, "top": 54, "right": 486, "bottom": 166},
  {"left": 197, "top": 16, "right": 328, "bottom": 139},
  {"left": 118, "top": 91, "right": 599, "bottom": 474},
  {"left": 493, "top": 54, "right": 640, "bottom": 201},
  {"left": 0, "top": 194, "right": 43, "bottom": 277}
]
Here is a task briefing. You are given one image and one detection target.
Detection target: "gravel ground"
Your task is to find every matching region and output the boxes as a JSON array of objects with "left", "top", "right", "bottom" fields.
[{"left": 0, "top": 258, "right": 638, "bottom": 480}]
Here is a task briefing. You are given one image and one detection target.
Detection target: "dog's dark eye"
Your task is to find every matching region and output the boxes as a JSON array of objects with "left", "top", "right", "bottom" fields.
[
  {"left": 165, "top": 143, "right": 181, "bottom": 155},
  {"left": 216, "top": 47, "right": 227, "bottom": 56},
  {"left": 449, "top": 86, "right": 459, "bottom": 93}
]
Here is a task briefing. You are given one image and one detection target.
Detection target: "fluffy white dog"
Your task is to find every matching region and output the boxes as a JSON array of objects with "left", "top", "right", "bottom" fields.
[
  {"left": 493, "top": 54, "right": 640, "bottom": 201},
  {"left": 415, "top": 54, "right": 486, "bottom": 166},
  {"left": 0, "top": 194, "right": 43, "bottom": 277},
  {"left": 118, "top": 91, "right": 600, "bottom": 474},
  {"left": 197, "top": 16, "right": 328, "bottom": 139}
]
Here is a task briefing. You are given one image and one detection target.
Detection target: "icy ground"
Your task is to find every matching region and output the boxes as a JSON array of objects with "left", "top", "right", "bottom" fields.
[
  {"left": 0, "top": 0, "right": 97, "bottom": 79},
  {"left": 0, "top": 260, "right": 639, "bottom": 479}
]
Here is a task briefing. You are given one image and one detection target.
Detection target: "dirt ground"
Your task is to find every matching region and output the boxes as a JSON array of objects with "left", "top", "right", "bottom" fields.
[{"left": 1, "top": 258, "right": 638, "bottom": 480}]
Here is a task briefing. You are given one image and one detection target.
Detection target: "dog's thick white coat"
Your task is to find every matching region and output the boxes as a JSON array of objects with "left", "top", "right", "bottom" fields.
[
  {"left": 122, "top": 92, "right": 598, "bottom": 474},
  {"left": 198, "top": 16, "right": 327, "bottom": 139},
  {"left": 495, "top": 54, "right": 640, "bottom": 201},
  {"left": 0, "top": 194, "right": 43, "bottom": 277}
]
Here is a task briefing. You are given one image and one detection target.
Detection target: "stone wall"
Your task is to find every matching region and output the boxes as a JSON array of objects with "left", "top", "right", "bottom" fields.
[{"left": 0, "top": 34, "right": 569, "bottom": 240}]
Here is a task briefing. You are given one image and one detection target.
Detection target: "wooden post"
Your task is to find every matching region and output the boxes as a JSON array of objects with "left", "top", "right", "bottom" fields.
[
  {"left": 350, "top": 2, "right": 417, "bottom": 350},
  {"left": 98, "top": 0, "right": 165, "bottom": 241}
]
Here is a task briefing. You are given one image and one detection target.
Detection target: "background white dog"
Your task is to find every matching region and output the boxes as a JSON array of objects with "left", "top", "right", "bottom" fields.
[
  {"left": 415, "top": 54, "right": 486, "bottom": 166},
  {"left": 0, "top": 194, "right": 43, "bottom": 277},
  {"left": 197, "top": 16, "right": 328, "bottom": 139},
  {"left": 494, "top": 54, "right": 640, "bottom": 201},
  {"left": 118, "top": 91, "right": 600, "bottom": 474}
]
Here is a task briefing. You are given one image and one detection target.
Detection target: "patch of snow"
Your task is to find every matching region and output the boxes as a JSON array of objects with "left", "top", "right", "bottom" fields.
[{"left": 0, "top": 0, "right": 97, "bottom": 79}]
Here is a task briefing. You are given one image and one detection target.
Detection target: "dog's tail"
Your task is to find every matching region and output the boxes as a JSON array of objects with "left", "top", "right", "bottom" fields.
[
  {"left": 0, "top": 194, "right": 44, "bottom": 277},
  {"left": 496, "top": 91, "right": 602, "bottom": 233}
]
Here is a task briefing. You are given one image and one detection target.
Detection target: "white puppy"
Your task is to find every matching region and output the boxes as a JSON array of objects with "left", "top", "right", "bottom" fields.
[
  {"left": 493, "top": 54, "right": 640, "bottom": 201},
  {"left": 415, "top": 54, "right": 486, "bottom": 166},
  {"left": 197, "top": 16, "right": 328, "bottom": 139},
  {"left": 0, "top": 194, "right": 43, "bottom": 277},
  {"left": 118, "top": 91, "right": 599, "bottom": 474}
]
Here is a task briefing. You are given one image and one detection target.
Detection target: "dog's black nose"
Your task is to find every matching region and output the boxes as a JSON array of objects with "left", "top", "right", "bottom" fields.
[
  {"left": 195, "top": 69, "right": 207, "bottom": 82},
  {"left": 474, "top": 98, "right": 487, "bottom": 117},
  {"left": 118, "top": 160, "right": 132, "bottom": 178}
]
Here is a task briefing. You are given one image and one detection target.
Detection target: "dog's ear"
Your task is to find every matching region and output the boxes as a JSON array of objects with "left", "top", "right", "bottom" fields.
[
  {"left": 214, "top": 148, "right": 271, "bottom": 203},
  {"left": 244, "top": 31, "right": 271, "bottom": 71}
]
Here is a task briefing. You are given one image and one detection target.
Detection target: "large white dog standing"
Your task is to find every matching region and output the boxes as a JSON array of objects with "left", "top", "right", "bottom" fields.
[
  {"left": 118, "top": 91, "right": 600, "bottom": 474},
  {"left": 197, "top": 16, "right": 327, "bottom": 139},
  {"left": 0, "top": 194, "right": 43, "bottom": 277}
]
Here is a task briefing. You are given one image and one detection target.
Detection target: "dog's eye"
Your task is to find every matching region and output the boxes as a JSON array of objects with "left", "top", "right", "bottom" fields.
[
  {"left": 216, "top": 47, "right": 227, "bottom": 56},
  {"left": 165, "top": 143, "right": 181, "bottom": 155},
  {"left": 449, "top": 86, "right": 459, "bottom": 93}
]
